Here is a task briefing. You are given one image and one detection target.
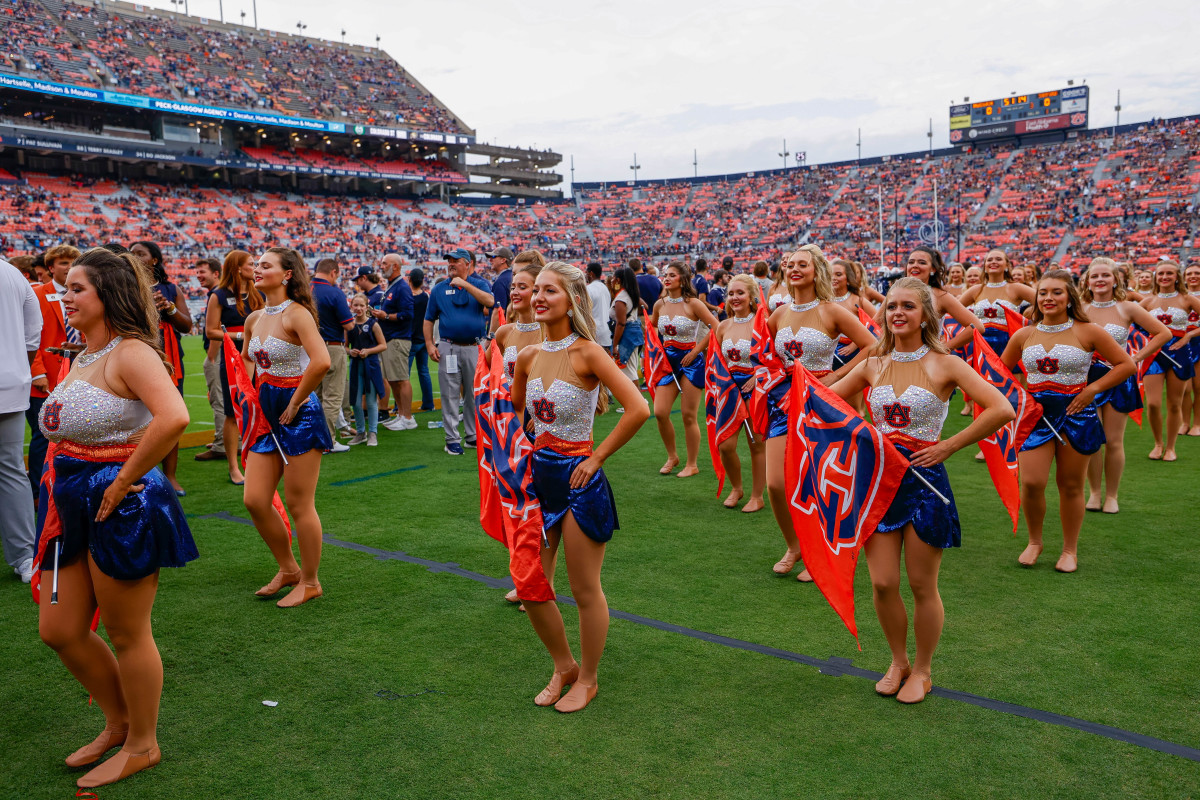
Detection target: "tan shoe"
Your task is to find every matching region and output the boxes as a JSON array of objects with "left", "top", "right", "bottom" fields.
[
  {"left": 534, "top": 664, "right": 580, "bottom": 707},
  {"left": 77, "top": 746, "right": 161, "bottom": 788},
  {"left": 874, "top": 663, "right": 911, "bottom": 696},
  {"left": 65, "top": 724, "right": 128, "bottom": 768}
]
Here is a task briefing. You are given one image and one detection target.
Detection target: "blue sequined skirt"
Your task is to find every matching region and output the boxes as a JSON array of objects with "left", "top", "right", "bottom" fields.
[
  {"left": 1087, "top": 362, "right": 1142, "bottom": 414},
  {"left": 251, "top": 381, "right": 334, "bottom": 456},
  {"left": 1145, "top": 342, "right": 1196, "bottom": 380},
  {"left": 876, "top": 444, "right": 960, "bottom": 549},
  {"left": 767, "top": 378, "right": 791, "bottom": 439},
  {"left": 981, "top": 327, "right": 1010, "bottom": 359},
  {"left": 660, "top": 343, "right": 706, "bottom": 390},
  {"left": 832, "top": 343, "right": 859, "bottom": 371},
  {"left": 47, "top": 453, "right": 198, "bottom": 580},
  {"left": 532, "top": 448, "right": 618, "bottom": 544},
  {"left": 1022, "top": 390, "right": 1105, "bottom": 454}
]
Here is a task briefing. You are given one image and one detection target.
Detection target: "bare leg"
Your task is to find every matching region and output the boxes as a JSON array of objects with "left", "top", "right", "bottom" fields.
[
  {"left": 40, "top": 556, "right": 129, "bottom": 757},
  {"left": 1144, "top": 373, "right": 1164, "bottom": 457},
  {"left": 162, "top": 444, "right": 182, "bottom": 493},
  {"left": 1018, "top": 443, "right": 1054, "bottom": 566},
  {"left": 677, "top": 382, "right": 703, "bottom": 477},
  {"left": 1189, "top": 374, "right": 1200, "bottom": 435},
  {"left": 765, "top": 435, "right": 806, "bottom": 578},
  {"left": 278, "top": 448, "right": 325, "bottom": 606},
  {"left": 1164, "top": 372, "right": 1186, "bottom": 460},
  {"left": 242, "top": 451, "right": 298, "bottom": 590},
  {"left": 555, "top": 512, "right": 607, "bottom": 712},
  {"left": 718, "top": 434, "right": 744, "bottom": 507},
  {"left": 653, "top": 383, "right": 681, "bottom": 472},
  {"left": 901, "top": 527, "right": 943, "bottom": 680},
  {"left": 1099, "top": 405, "right": 1127, "bottom": 512},
  {"left": 864, "top": 529, "right": 909, "bottom": 693},
  {"left": 222, "top": 416, "right": 243, "bottom": 483},
  {"left": 743, "top": 437, "right": 766, "bottom": 513},
  {"left": 1053, "top": 441, "right": 1091, "bottom": 572},
  {"left": 524, "top": 525, "right": 578, "bottom": 705}
]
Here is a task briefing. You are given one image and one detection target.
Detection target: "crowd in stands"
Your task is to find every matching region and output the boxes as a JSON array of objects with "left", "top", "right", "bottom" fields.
[
  {"left": 3, "top": 0, "right": 466, "bottom": 133},
  {"left": 2, "top": 119, "right": 1198, "bottom": 297}
]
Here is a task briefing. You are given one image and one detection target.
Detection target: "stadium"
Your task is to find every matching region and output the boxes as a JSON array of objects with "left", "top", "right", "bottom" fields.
[{"left": 2, "top": 0, "right": 1199, "bottom": 797}]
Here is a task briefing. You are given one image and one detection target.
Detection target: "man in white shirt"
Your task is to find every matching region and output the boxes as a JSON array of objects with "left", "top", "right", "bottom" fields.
[
  {"left": 586, "top": 262, "right": 612, "bottom": 348},
  {"left": 0, "top": 259, "right": 42, "bottom": 583}
]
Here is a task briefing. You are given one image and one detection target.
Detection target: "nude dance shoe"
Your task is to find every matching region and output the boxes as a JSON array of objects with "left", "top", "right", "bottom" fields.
[
  {"left": 534, "top": 664, "right": 580, "bottom": 707},
  {"left": 255, "top": 569, "right": 301, "bottom": 597},
  {"left": 773, "top": 550, "right": 800, "bottom": 574},
  {"left": 874, "top": 663, "right": 912, "bottom": 697},
  {"left": 554, "top": 681, "right": 598, "bottom": 713},
  {"left": 77, "top": 746, "right": 161, "bottom": 788},
  {"left": 277, "top": 582, "right": 323, "bottom": 608},
  {"left": 896, "top": 675, "right": 933, "bottom": 704},
  {"left": 1055, "top": 552, "right": 1078, "bottom": 573},
  {"left": 1018, "top": 544, "right": 1042, "bottom": 567},
  {"left": 65, "top": 723, "right": 128, "bottom": 768}
]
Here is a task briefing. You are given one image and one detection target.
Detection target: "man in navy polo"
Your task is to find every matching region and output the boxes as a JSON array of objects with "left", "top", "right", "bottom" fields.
[
  {"left": 311, "top": 258, "right": 354, "bottom": 452},
  {"left": 486, "top": 246, "right": 513, "bottom": 335},
  {"left": 372, "top": 253, "right": 417, "bottom": 432},
  {"left": 423, "top": 247, "right": 494, "bottom": 455},
  {"left": 634, "top": 258, "right": 661, "bottom": 310}
]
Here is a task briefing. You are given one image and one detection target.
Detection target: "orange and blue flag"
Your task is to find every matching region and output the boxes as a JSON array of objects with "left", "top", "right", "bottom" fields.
[
  {"left": 704, "top": 338, "right": 750, "bottom": 496},
  {"left": 643, "top": 321, "right": 676, "bottom": 400}
]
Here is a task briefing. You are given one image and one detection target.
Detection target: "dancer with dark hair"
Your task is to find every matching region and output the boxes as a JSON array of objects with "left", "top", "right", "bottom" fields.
[
  {"left": 37, "top": 247, "right": 197, "bottom": 789},
  {"left": 959, "top": 249, "right": 1034, "bottom": 357},
  {"left": 242, "top": 248, "right": 333, "bottom": 607},
  {"left": 1001, "top": 270, "right": 1134, "bottom": 572}
]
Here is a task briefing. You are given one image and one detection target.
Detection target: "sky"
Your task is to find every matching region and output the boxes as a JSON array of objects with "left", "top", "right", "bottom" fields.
[{"left": 139, "top": 0, "right": 1200, "bottom": 189}]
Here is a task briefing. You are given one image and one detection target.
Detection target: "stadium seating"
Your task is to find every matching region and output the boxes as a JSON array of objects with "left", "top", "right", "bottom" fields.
[
  {"left": 5, "top": 0, "right": 467, "bottom": 133},
  {"left": 3, "top": 119, "right": 1198, "bottom": 298}
]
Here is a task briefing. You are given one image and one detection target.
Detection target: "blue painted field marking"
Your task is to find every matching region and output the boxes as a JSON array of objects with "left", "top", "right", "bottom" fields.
[{"left": 329, "top": 464, "right": 428, "bottom": 486}]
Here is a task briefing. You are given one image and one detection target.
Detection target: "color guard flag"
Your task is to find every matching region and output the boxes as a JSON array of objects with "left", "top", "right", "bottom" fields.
[
  {"left": 1002, "top": 305, "right": 1029, "bottom": 339},
  {"left": 857, "top": 305, "right": 881, "bottom": 339},
  {"left": 474, "top": 340, "right": 505, "bottom": 544},
  {"left": 704, "top": 338, "right": 750, "bottom": 497},
  {"left": 1126, "top": 325, "right": 1153, "bottom": 427},
  {"left": 223, "top": 333, "right": 292, "bottom": 540},
  {"left": 786, "top": 363, "right": 907, "bottom": 643},
  {"left": 968, "top": 330, "right": 1043, "bottom": 531},
  {"left": 749, "top": 298, "right": 787, "bottom": 437},
  {"left": 642, "top": 322, "right": 675, "bottom": 401},
  {"left": 942, "top": 317, "right": 976, "bottom": 362}
]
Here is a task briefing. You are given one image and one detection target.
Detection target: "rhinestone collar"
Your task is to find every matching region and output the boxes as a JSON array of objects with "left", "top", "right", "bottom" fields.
[
  {"left": 1158, "top": 291, "right": 1179, "bottom": 299},
  {"left": 833, "top": 293, "right": 851, "bottom": 304},
  {"left": 790, "top": 299, "right": 820, "bottom": 313},
  {"left": 732, "top": 314, "right": 754, "bottom": 324},
  {"left": 986, "top": 281, "right": 1008, "bottom": 288},
  {"left": 1036, "top": 320, "right": 1074, "bottom": 334},
  {"left": 1089, "top": 299, "right": 1117, "bottom": 308},
  {"left": 663, "top": 295, "right": 685, "bottom": 304},
  {"left": 945, "top": 282, "right": 966, "bottom": 290},
  {"left": 541, "top": 333, "right": 580, "bottom": 352},
  {"left": 514, "top": 321, "right": 540, "bottom": 332},
  {"left": 890, "top": 344, "right": 930, "bottom": 362},
  {"left": 263, "top": 299, "right": 293, "bottom": 315},
  {"left": 76, "top": 336, "right": 123, "bottom": 369}
]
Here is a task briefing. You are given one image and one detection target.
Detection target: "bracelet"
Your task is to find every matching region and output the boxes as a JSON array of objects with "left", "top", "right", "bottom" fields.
[{"left": 166, "top": 304, "right": 178, "bottom": 316}]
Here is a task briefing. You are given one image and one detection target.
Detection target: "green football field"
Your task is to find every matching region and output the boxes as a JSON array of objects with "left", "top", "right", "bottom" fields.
[{"left": 3, "top": 342, "right": 1198, "bottom": 799}]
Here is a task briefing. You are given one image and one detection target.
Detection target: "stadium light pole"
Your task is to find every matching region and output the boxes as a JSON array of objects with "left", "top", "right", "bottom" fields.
[
  {"left": 218, "top": 0, "right": 223, "bottom": 22},
  {"left": 693, "top": 149, "right": 698, "bottom": 178},
  {"left": 778, "top": 139, "right": 789, "bottom": 171},
  {"left": 927, "top": 118, "right": 933, "bottom": 156},
  {"left": 856, "top": 128, "right": 861, "bottom": 165},
  {"left": 1114, "top": 89, "right": 1122, "bottom": 135},
  {"left": 630, "top": 153, "right": 640, "bottom": 185},
  {"left": 252, "top": 0, "right": 258, "bottom": 29}
]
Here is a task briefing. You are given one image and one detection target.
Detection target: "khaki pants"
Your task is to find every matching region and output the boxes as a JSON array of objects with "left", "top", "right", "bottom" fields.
[
  {"left": 203, "top": 356, "right": 225, "bottom": 452},
  {"left": 437, "top": 340, "right": 478, "bottom": 445},
  {"left": 321, "top": 343, "right": 348, "bottom": 438}
]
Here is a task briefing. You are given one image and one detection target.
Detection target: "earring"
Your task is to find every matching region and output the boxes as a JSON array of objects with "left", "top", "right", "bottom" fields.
[
  {"left": 920, "top": 321, "right": 927, "bottom": 328},
  {"left": 283, "top": 278, "right": 289, "bottom": 286},
  {"left": 567, "top": 309, "right": 574, "bottom": 318}
]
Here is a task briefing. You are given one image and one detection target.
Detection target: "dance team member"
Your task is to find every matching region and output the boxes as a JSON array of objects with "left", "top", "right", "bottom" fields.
[
  {"left": 37, "top": 247, "right": 197, "bottom": 788},
  {"left": 649, "top": 261, "right": 720, "bottom": 477},
  {"left": 1001, "top": 270, "right": 1134, "bottom": 572},
  {"left": 130, "top": 240, "right": 191, "bottom": 496},
  {"left": 766, "top": 252, "right": 793, "bottom": 311},
  {"left": 1179, "top": 262, "right": 1200, "bottom": 436},
  {"left": 346, "top": 294, "right": 387, "bottom": 446},
  {"left": 830, "top": 259, "right": 877, "bottom": 372},
  {"left": 902, "top": 247, "right": 980, "bottom": 352},
  {"left": 959, "top": 249, "right": 1035, "bottom": 357},
  {"left": 511, "top": 261, "right": 649, "bottom": 713},
  {"left": 964, "top": 265, "right": 983, "bottom": 288},
  {"left": 766, "top": 245, "right": 875, "bottom": 581},
  {"left": 1133, "top": 269, "right": 1154, "bottom": 294},
  {"left": 1140, "top": 260, "right": 1200, "bottom": 461},
  {"left": 944, "top": 263, "right": 967, "bottom": 297},
  {"left": 830, "top": 277, "right": 1012, "bottom": 704},
  {"left": 204, "top": 249, "right": 261, "bottom": 485},
  {"left": 242, "top": 247, "right": 333, "bottom": 607},
  {"left": 1081, "top": 258, "right": 1171, "bottom": 513},
  {"left": 710, "top": 274, "right": 765, "bottom": 512}
]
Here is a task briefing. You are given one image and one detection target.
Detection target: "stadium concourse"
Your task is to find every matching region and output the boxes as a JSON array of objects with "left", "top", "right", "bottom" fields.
[{"left": 1, "top": 116, "right": 1197, "bottom": 299}]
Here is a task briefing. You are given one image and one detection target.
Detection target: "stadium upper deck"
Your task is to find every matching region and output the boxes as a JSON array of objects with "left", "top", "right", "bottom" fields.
[{"left": 0, "top": 0, "right": 468, "bottom": 134}]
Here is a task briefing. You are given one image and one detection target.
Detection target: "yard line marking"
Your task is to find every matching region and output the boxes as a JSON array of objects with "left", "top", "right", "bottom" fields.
[
  {"left": 328, "top": 465, "right": 428, "bottom": 486},
  {"left": 188, "top": 513, "right": 1200, "bottom": 764}
]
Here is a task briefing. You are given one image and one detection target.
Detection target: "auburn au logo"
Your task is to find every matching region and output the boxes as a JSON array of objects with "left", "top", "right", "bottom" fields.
[
  {"left": 506, "top": 361, "right": 516, "bottom": 378},
  {"left": 663, "top": 323, "right": 677, "bottom": 337},
  {"left": 532, "top": 397, "right": 557, "bottom": 424},
  {"left": 42, "top": 400, "right": 63, "bottom": 432},
  {"left": 1157, "top": 313, "right": 1174, "bottom": 326},
  {"left": 983, "top": 308, "right": 998, "bottom": 319},
  {"left": 882, "top": 402, "right": 911, "bottom": 428},
  {"left": 1035, "top": 356, "right": 1059, "bottom": 375},
  {"left": 726, "top": 348, "right": 741, "bottom": 363},
  {"left": 784, "top": 340, "right": 804, "bottom": 360},
  {"left": 254, "top": 349, "right": 273, "bottom": 369}
]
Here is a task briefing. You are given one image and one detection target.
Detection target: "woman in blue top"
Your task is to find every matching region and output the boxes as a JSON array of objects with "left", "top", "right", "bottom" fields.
[{"left": 347, "top": 294, "right": 387, "bottom": 446}]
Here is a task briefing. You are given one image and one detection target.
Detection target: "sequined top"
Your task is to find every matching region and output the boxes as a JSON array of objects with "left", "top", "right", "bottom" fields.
[
  {"left": 971, "top": 293, "right": 1020, "bottom": 328},
  {"left": 248, "top": 335, "right": 310, "bottom": 377},
  {"left": 1022, "top": 320, "right": 1092, "bottom": 393},
  {"left": 868, "top": 347, "right": 948, "bottom": 446},
  {"left": 1147, "top": 297, "right": 1190, "bottom": 334},
  {"left": 525, "top": 334, "right": 598, "bottom": 452},
  {"left": 658, "top": 313, "right": 701, "bottom": 346},
  {"left": 501, "top": 323, "right": 542, "bottom": 381},
  {"left": 768, "top": 292, "right": 790, "bottom": 312},
  {"left": 774, "top": 301, "right": 838, "bottom": 374},
  {"left": 40, "top": 340, "right": 152, "bottom": 445}
]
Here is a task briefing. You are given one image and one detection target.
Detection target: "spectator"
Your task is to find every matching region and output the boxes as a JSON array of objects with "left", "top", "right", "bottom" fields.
[
  {"left": 9, "top": 255, "right": 35, "bottom": 283},
  {"left": 374, "top": 253, "right": 417, "bottom": 432},
  {"left": 32, "top": 252, "right": 50, "bottom": 285},
  {"left": 423, "top": 247, "right": 494, "bottom": 455},
  {"left": 0, "top": 258, "right": 40, "bottom": 583},
  {"left": 693, "top": 257, "right": 711, "bottom": 299},
  {"left": 708, "top": 269, "right": 730, "bottom": 319},
  {"left": 27, "top": 243, "right": 79, "bottom": 496},
  {"left": 610, "top": 265, "right": 644, "bottom": 384},
  {"left": 354, "top": 266, "right": 384, "bottom": 308},
  {"left": 487, "top": 246, "right": 514, "bottom": 334},
  {"left": 346, "top": 294, "right": 387, "bottom": 447},
  {"left": 407, "top": 268, "right": 434, "bottom": 412},
  {"left": 753, "top": 260, "right": 772, "bottom": 299},
  {"left": 311, "top": 257, "right": 354, "bottom": 452},
  {"left": 634, "top": 257, "right": 662, "bottom": 311},
  {"left": 587, "top": 262, "right": 612, "bottom": 349},
  {"left": 193, "top": 256, "right": 226, "bottom": 463}
]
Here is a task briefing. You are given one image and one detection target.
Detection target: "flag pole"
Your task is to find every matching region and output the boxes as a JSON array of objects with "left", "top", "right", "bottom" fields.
[
  {"left": 226, "top": 325, "right": 290, "bottom": 465},
  {"left": 1042, "top": 416, "right": 1066, "bottom": 444},
  {"left": 909, "top": 469, "right": 951, "bottom": 506},
  {"left": 50, "top": 540, "right": 61, "bottom": 604}
]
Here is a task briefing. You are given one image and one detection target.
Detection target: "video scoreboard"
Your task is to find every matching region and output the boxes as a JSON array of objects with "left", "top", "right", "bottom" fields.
[{"left": 949, "top": 86, "right": 1089, "bottom": 144}]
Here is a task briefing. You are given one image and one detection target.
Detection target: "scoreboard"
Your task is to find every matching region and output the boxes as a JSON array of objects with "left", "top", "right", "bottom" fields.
[{"left": 949, "top": 86, "right": 1089, "bottom": 144}]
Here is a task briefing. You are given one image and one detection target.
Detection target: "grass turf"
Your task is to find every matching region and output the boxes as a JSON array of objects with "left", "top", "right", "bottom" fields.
[{"left": 2, "top": 343, "right": 1198, "bottom": 799}]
